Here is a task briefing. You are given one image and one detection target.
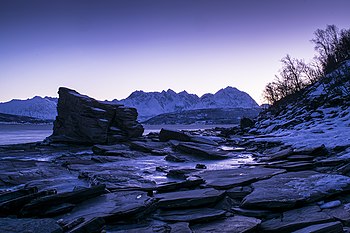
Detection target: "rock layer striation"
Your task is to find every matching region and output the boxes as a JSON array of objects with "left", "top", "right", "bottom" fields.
[{"left": 47, "top": 87, "right": 144, "bottom": 144}]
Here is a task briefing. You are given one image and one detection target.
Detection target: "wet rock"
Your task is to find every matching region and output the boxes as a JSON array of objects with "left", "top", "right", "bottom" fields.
[
  {"left": 287, "top": 154, "right": 315, "bottom": 161},
  {"left": 20, "top": 185, "right": 106, "bottom": 217},
  {"left": 260, "top": 205, "right": 333, "bottom": 232},
  {"left": 110, "top": 224, "right": 169, "bottom": 233},
  {"left": 68, "top": 217, "right": 105, "bottom": 233},
  {"left": 165, "top": 154, "right": 187, "bottom": 162},
  {"left": 192, "top": 215, "right": 261, "bottom": 233},
  {"left": 156, "top": 177, "right": 205, "bottom": 193},
  {"left": 292, "top": 221, "right": 343, "bottom": 233},
  {"left": 226, "top": 186, "right": 253, "bottom": 199},
  {"left": 232, "top": 207, "right": 279, "bottom": 219},
  {"left": 190, "top": 136, "right": 219, "bottom": 146},
  {"left": 0, "top": 217, "right": 63, "bottom": 233},
  {"left": 0, "top": 189, "right": 56, "bottom": 216},
  {"left": 47, "top": 87, "right": 143, "bottom": 144},
  {"left": 59, "top": 191, "right": 156, "bottom": 224},
  {"left": 156, "top": 188, "right": 225, "bottom": 209},
  {"left": 129, "top": 141, "right": 168, "bottom": 155},
  {"left": 61, "top": 217, "right": 85, "bottom": 232},
  {"left": 159, "top": 128, "right": 191, "bottom": 142},
  {"left": 214, "top": 196, "right": 239, "bottom": 211},
  {"left": 168, "top": 222, "right": 192, "bottom": 233},
  {"left": 156, "top": 208, "right": 226, "bottom": 223},
  {"left": 323, "top": 205, "right": 350, "bottom": 224},
  {"left": 319, "top": 200, "right": 342, "bottom": 209},
  {"left": 92, "top": 144, "right": 130, "bottom": 155},
  {"left": 195, "top": 164, "right": 207, "bottom": 169},
  {"left": 167, "top": 168, "right": 198, "bottom": 179},
  {"left": 0, "top": 187, "right": 38, "bottom": 203},
  {"left": 0, "top": 160, "right": 72, "bottom": 190},
  {"left": 315, "top": 157, "right": 350, "bottom": 167},
  {"left": 293, "top": 144, "right": 328, "bottom": 156},
  {"left": 44, "top": 203, "right": 76, "bottom": 217},
  {"left": 266, "top": 161, "right": 314, "bottom": 171},
  {"left": 268, "top": 148, "right": 294, "bottom": 161},
  {"left": 242, "top": 171, "right": 350, "bottom": 210},
  {"left": 85, "top": 169, "right": 156, "bottom": 191},
  {"left": 196, "top": 167, "right": 285, "bottom": 189},
  {"left": 240, "top": 117, "right": 255, "bottom": 129},
  {"left": 175, "top": 142, "right": 228, "bottom": 160}
]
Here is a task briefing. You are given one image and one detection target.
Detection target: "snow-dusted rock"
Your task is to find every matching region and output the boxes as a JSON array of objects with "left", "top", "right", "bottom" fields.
[{"left": 241, "top": 171, "right": 350, "bottom": 209}]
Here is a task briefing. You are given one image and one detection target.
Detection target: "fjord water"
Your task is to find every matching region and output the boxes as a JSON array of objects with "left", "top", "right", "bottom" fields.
[
  {"left": 0, "top": 124, "right": 53, "bottom": 145},
  {"left": 0, "top": 124, "right": 237, "bottom": 145}
]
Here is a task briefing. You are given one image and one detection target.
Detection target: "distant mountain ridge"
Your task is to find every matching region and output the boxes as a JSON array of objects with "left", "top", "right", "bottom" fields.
[
  {"left": 0, "top": 96, "right": 58, "bottom": 120},
  {"left": 115, "top": 86, "right": 260, "bottom": 121},
  {"left": 0, "top": 86, "right": 259, "bottom": 121}
]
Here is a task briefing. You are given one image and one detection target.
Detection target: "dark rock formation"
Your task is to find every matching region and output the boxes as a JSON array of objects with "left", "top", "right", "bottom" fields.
[
  {"left": 240, "top": 117, "right": 255, "bottom": 129},
  {"left": 47, "top": 87, "right": 144, "bottom": 144}
]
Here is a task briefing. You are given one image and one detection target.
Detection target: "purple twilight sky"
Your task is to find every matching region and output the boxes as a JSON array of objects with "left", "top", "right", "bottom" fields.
[{"left": 1, "top": 0, "right": 350, "bottom": 104}]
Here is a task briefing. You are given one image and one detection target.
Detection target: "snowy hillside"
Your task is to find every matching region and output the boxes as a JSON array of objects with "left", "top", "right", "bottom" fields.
[
  {"left": 116, "top": 86, "right": 259, "bottom": 121},
  {"left": 0, "top": 96, "right": 58, "bottom": 120},
  {"left": 253, "top": 60, "right": 350, "bottom": 149}
]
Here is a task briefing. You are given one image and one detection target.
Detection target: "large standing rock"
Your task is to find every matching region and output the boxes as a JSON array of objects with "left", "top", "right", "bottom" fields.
[{"left": 47, "top": 87, "right": 144, "bottom": 144}]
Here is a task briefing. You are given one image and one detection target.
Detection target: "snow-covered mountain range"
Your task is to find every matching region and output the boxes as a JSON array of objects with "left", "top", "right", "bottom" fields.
[
  {"left": 0, "top": 96, "right": 58, "bottom": 120},
  {"left": 0, "top": 86, "right": 259, "bottom": 121},
  {"left": 115, "top": 86, "right": 260, "bottom": 121}
]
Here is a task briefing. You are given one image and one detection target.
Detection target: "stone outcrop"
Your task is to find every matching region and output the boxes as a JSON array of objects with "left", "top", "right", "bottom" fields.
[{"left": 47, "top": 87, "right": 144, "bottom": 144}]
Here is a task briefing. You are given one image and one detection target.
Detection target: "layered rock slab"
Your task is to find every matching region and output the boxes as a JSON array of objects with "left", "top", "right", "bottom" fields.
[
  {"left": 0, "top": 218, "right": 63, "bottom": 233},
  {"left": 260, "top": 205, "right": 334, "bottom": 232},
  {"left": 58, "top": 191, "right": 156, "bottom": 224},
  {"left": 156, "top": 208, "right": 226, "bottom": 223},
  {"left": 191, "top": 215, "right": 261, "bottom": 233},
  {"left": 47, "top": 87, "right": 144, "bottom": 144},
  {"left": 196, "top": 167, "right": 285, "bottom": 189},
  {"left": 156, "top": 188, "right": 225, "bottom": 209},
  {"left": 242, "top": 171, "right": 350, "bottom": 209}
]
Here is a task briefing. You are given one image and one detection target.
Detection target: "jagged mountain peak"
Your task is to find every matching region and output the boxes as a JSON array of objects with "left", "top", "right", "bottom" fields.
[
  {"left": 0, "top": 87, "right": 259, "bottom": 122},
  {"left": 117, "top": 87, "right": 259, "bottom": 121},
  {"left": 0, "top": 96, "right": 58, "bottom": 120}
]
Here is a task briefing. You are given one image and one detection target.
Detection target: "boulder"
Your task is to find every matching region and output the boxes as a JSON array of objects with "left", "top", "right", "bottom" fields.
[
  {"left": 47, "top": 87, "right": 144, "bottom": 144},
  {"left": 240, "top": 117, "right": 255, "bottom": 129},
  {"left": 175, "top": 142, "right": 228, "bottom": 160},
  {"left": 159, "top": 128, "right": 191, "bottom": 142}
]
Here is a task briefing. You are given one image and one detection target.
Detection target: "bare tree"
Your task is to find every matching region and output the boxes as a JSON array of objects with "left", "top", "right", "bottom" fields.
[{"left": 311, "top": 25, "right": 340, "bottom": 69}]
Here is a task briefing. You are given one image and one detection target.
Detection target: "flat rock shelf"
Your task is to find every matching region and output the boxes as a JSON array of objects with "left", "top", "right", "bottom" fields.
[{"left": 1, "top": 126, "right": 350, "bottom": 232}]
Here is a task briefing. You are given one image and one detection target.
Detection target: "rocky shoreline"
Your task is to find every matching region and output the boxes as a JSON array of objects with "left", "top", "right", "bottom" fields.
[{"left": 1, "top": 126, "right": 350, "bottom": 233}]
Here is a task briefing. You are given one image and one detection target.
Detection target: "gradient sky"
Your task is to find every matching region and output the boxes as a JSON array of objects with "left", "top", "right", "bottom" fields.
[{"left": 1, "top": 0, "right": 350, "bottom": 104}]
